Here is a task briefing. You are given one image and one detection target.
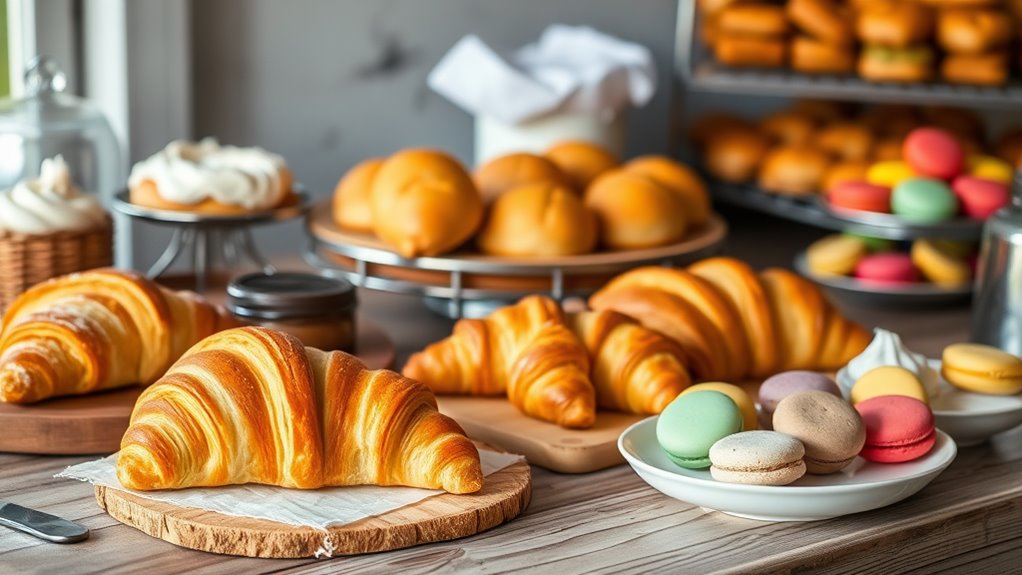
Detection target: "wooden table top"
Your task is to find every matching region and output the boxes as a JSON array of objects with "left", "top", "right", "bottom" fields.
[{"left": 2, "top": 210, "right": 1019, "bottom": 574}]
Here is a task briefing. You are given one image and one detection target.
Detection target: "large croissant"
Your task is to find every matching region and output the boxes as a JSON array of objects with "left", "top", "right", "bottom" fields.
[
  {"left": 118, "top": 327, "right": 483, "bottom": 494},
  {"left": 0, "top": 269, "right": 238, "bottom": 404},
  {"left": 568, "top": 310, "right": 691, "bottom": 414},
  {"left": 403, "top": 295, "right": 596, "bottom": 429}
]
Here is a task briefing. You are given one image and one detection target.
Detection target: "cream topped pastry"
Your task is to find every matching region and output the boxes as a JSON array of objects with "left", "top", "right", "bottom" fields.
[
  {"left": 0, "top": 156, "right": 107, "bottom": 235},
  {"left": 840, "top": 328, "right": 939, "bottom": 398},
  {"left": 128, "top": 138, "right": 290, "bottom": 211}
]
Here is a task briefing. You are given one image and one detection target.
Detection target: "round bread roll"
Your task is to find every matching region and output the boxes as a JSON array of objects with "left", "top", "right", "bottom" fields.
[
  {"left": 474, "top": 152, "right": 569, "bottom": 203},
  {"left": 791, "top": 36, "right": 856, "bottom": 74},
  {"left": 942, "top": 52, "right": 1009, "bottom": 86},
  {"left": 713, "top": 34, "right": 787, "bottom": 68},
  {"left": 717, "top": 4, "right": 790, "bottom": 36},
  {"left": 856, "top": 2, "right": 934, "bottom": 47},
  {"left": 759, "top": 111, "right": 817, "bottom": 146},
  {"left": 787, "top": 0, "right": 854, "bottom": 45},
  {"left": 704, "top": 129, "right": 769, "bottom": 183},
  {"left": 370, "top": 148, "right": 483, "bottom": 258},
  {"left": 332, "top": 157, "right": 383, "bottom": 232},
  {"left": 858, "top": 45, "right": 934, "bottom": 83},
  {"left": 691, "top": 114, "right": 753, "bottom": 149},
  {"left": 822, "top": 161, "right": 871, "bottom": 193},
  {"left": 937, "top": 9, "right": 1012, "bottom": 54},
  {"left": 815, "top": 122, "right": 875, "bottom": 162},
  {"left": 625, "top": 156, "right": 711, "bottom": 227},
  {"left": 585, "top": 170, "right": 688, "bottom": 250},
  {"left": 758, "top": 146, "right": 831, "bottom": 195},
  {"left": 477, "top": 183, "right": 597, "bottom": 257},
  {"left": 545, "top": 140, "right": 618, "bottom": 190}
]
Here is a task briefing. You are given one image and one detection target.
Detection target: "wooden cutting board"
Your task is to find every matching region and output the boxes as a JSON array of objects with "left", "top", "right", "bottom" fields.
[
  {"left": 437, "top": 396, "right": 646, "bottom": 473},
  {"left": 95, "top": 454, "right": 531, "bottom": 558},
  {"left": 0, "top": 319, "right": 396, "bottom": 455}
]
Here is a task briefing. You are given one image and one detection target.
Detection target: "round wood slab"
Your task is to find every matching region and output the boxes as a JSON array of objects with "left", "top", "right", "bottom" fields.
[
  {"left": 0, "top": 319, "right": 395, "bottom": 455},
  {"left": 95, "top": 458, "right": 531, "bottom": 558}
]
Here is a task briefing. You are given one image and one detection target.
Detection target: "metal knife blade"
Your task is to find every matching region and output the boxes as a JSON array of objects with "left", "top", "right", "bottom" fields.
[{"left": 0, "top": 501, "right": 89, "bottom": 543}]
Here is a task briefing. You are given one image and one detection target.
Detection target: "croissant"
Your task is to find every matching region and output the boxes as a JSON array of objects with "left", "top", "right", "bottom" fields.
[
  {"left": 0, "top": 269, "right": 238, "bottom": 404},
  {"left": 117, "top": 327, "right": 483, "bottom": 494},
  {"left": 568, "top": 310, "right": 691, "bottom": 414},
  {"left": 403, "top": 295, "right": 596, "bottom": 428}
]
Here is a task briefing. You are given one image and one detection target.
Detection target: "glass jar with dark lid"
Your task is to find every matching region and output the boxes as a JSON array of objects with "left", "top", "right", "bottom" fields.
[{"left": 227, "top": 272, "right": 357, "bottom": 352}]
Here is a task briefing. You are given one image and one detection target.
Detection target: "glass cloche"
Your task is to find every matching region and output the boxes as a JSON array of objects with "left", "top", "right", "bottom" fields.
[{"left": 0, "top": 56, "right": 121, "bottom": 205}]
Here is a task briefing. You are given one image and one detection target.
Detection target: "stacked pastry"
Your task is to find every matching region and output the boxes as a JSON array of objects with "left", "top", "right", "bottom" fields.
[
  {"left": 856, "top": 1, "right": 935, "bottom": 83},
  {"left": 788, "top": 0, "right": 855, "bottom": 74},
  {"left": 937, "top": 5, "right": 1014, "bottom": 86},
  {"left": 404, "top": 257, "right": 869, "bottom": 429},
  {"left": 708, "top": 3, "right": 789, "bottom": 69}
]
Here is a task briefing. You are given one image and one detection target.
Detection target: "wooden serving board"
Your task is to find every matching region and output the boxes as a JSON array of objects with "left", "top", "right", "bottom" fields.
[
  {"left": 437, "top": 396, "right": 646, "bottom": 473},
  {"left": 95, "top": 456, "right": 531, "bottom": 558},
  {"left": 0, "top": 319, "right": 396, "bottom": 455}
]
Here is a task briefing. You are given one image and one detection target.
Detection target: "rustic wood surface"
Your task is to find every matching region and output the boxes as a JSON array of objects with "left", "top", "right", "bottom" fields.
[{"left": 1, "top": 211, "right": 1019, "bottom": 574}]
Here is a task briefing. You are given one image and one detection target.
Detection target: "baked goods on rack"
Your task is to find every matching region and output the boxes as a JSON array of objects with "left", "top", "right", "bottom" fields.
[
  {"left": 117, "top": 326, "right": 483, "bottom": 494},
  {"left": 477, "top": 183, "right": 597, "bottom": 257},
  {"left": 332, "top": 157, "right": 383, "bottom": 233},
  {"left": 129, "top": 138, "right": 297, "bottom": 214},
  {"left": 0, "top": 268, "right": 238, "bottom": 404},
  {"left": 804, "top": 233, "right": 977, "bottom": 288}
]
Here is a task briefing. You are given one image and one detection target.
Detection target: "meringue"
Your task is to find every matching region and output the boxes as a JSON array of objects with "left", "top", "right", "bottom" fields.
[
  {"left": 841, "top": 328, "right": 940, "bottom": 398},
  {"left": 0, "top": 156, "right": 107, "bottom": 235}
]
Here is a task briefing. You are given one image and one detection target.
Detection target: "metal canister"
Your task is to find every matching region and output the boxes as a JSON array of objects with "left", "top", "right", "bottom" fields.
[{"left": 971, "top": 170, "right": 1022, "bottom": 354}]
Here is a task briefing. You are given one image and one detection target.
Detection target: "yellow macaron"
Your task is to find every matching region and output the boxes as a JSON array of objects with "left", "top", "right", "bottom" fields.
[
  {"left": 867, "top": 161, "right": 917, "bottom": 188},
  {"left": 967, "top": 155, "right": 1013, "bottom": 185},
  {"left": 911, "top": 239, "right": 972, "bottom": 287},
  {"left": 851, "top": 366, "right": 929, "bottom": 405},
  {"left": 942, "top": 343, "right": 1022, "bottom": 395},
  {"left": 680, "top": 382, "right": 758, "bottom": 431},
  {"left": 807, "top": 234, "right": 868, "bottom": 277}
]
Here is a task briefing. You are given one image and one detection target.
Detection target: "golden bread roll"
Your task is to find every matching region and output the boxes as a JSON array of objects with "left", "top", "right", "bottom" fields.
[
  {"left": 822, "top": 161, "right": 871, "bottom": 193},
  {"left": 791, "top": 36, "right": 856, "bottom": 74},
  {"left": 704, "top": 128, "right": 769, "bottom": 183},
  {"left": 585, "top": 170, "right": 688, "bottom": 250},
  {"left": 937, "top": 9, "right": 1013, "bottom": 54},
  {"left": 814, "top": 122, "right": 875, "bottom": 162},
  {"left": 941, "top": 52, "right": 1010, "bottom": 86},
  {"left": 758, "top": 146, "right": 831, "bottom": 195},
  {"left": 758, "top": 111, "right": 818, "bottom": 146},
  {"left": 856, "top": 2, "right": 934, "bottom": 47},
  {"left": 690, "top": 113, "right": 753, "bottom": 150},
  {"left": 714, "top": 34, "right": 787, "bottom": 68},
  {"left": 332, "top": 157, "right": 383, "bottom": 232},
  {"left": 624, "top": 156, "right": 711, "bottom": 227},
  {"left": 858, "top": 45, "right": 934, "bottom": 83},
  {"left": 477, "top": 182, "right": 597, "bottom": 257},
  {"left": 787, "top": 0, "right": 854, "bottom": 45},
  {"left": 717, "top": 4, "right": 790, "bottom": 36},
  {"left": 474, "top": 152, "right": 570, "bottom": 203},
  {"left": 545, "top": 140, "right": 618, "bottom": 190},
  {"left": 370, "top": 148, "right": 483, "bottom": 258}
]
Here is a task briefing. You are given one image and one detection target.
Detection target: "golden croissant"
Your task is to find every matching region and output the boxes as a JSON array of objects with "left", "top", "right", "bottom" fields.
[
  {"left": 568, "top": 310, "right": 691, "bottom": 414},
  {"left": 118, "top": 326, "right": 483, "bottom": 494},
  {"left": 0, "top": 269, "right": 238, "bottom": 404},
  {"left": 403, "top": 295, "right": 596, "bottom": 429}
]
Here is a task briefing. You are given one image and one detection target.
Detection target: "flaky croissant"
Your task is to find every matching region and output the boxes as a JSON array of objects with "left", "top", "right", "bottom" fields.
[
  {"left": 403, "top": 295, "right": 596, "bottom": 429},
  {"left": 0, "top": 269, "right": 238, "bottom": 404},
  {"left": 118, "top": 326, "right": 483, "bottom": 494},
  {"left": 568, "top": 310, "right": 691, "bottom": 414}
]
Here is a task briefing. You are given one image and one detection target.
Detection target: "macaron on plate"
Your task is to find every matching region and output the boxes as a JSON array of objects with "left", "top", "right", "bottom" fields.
[
  {"left": 817, "top": 197, "right": 983, "bottom": 242},
  {"left": 619, "top": 417, "right": 956, "bottom": 522}
]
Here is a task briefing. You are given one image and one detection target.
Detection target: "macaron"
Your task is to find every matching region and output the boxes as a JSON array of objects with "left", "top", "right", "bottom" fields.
[
  {"left": 828, "top": 181, "right": 892, "bottom": 213},
  {"left": 679, "top": 382, "right": 758, "bottom": 431},
  {"left": 657, "top": 390, "right": 744, "bottom": 469},
  {"left": 911, "top": 238, "right": 972, "bottom": 287},
  {"left": 855, "top": 395, "right": 936, "bottom": 463},
  {"left": 855, "top": 253, "right": 918, "bottom": 285},
  {"left": 967, "top": 155, "right": 1013, "bottom": 185},
  {"left": 709, "top": 431, "right": 806, "bottom": 486},
  {"left": 903, "top": 128, "right": 964, "bottom": 180},
  {"left": 891, "top": 178, "right": 959, "bottom": 223},
  {"left": 759, "top": 371, "right": 843, "bottom": 419},
  {"left": 951, "top": 175, "right": 1010, "bottom": 220},
  {"left": 807, "top": 234, "right": 868, "bottom": 277},
  {"left": 941, "top": 343, "right": 1022, "bottom": 395},
  {"left": 850, "top": 366, "right": 929, "bottom": 406},
  {"left": 772, "top": 390, "right": 866, "bottom": 474},
  {"left": 867, "top": 161, "right": 917, "bottom": 188}
]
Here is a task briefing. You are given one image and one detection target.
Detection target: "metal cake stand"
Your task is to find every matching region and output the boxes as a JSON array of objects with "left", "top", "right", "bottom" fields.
[{"left": 112, "top": 190, "right": 309, "bottom": 292}]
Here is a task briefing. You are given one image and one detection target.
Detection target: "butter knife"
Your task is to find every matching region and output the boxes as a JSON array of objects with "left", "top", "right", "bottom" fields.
[{"left": 0, "top": 501, "right": 89, "bottom": 543}]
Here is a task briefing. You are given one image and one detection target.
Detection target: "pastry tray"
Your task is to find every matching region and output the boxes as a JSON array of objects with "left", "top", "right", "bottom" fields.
[{"left": 112, "top": 189, "right": 309, "bottom": 225}]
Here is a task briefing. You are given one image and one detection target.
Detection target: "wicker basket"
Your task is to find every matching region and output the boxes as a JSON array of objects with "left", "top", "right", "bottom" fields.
[{"left": 0, "top": 215, "right": 114, "bottom": 311}]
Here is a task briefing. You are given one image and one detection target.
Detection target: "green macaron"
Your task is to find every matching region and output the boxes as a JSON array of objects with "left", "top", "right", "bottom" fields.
[
  {"left": 891, "top": 178, "right": 959, "bottom": 223},
  {"left": 656, "top": 390, "right": 744, "bottom": 469}
]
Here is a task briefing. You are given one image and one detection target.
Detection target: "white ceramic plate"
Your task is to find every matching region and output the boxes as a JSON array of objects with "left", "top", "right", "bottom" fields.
[
  {"left": 836, "top": 360, "right": 1022, "bottom": 447},
  {"left": 618, "top": 417, "right": 956, "bottom": 522}
]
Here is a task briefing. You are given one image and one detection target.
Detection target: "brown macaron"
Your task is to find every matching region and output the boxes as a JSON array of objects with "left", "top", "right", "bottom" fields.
[{"left": 772, "top": 390, "right": 866, "bottom": 474}]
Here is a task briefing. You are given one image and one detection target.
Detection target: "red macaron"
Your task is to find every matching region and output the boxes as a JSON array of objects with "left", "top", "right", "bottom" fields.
[
  {"left": 952, "top": 175, "right": 1010, "bottom": 220},
  {"left": 855, "top": 253, "right": 918, "bottom": 285},
  {"left": 903, "top": 128, "right": 964, "bottom": 180},
  {"left": 828, "top": 181, "right": 892, "bottom": 213},
  {"left": 855, "top": 395, "right": 936, "bottom": 463}
]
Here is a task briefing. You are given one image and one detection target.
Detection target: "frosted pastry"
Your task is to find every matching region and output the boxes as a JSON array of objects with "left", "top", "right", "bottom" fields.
[{"left": 0, "top": 156, "right": 106, "bottom": 234}]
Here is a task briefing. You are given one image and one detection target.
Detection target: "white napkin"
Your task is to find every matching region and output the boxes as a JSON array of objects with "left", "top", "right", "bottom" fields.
[
  {"left": 428, "top": 25, "right": 657, "bottom": 125},
  {"left": 57, "top": 449, "right": 523, "bottom": 531}
]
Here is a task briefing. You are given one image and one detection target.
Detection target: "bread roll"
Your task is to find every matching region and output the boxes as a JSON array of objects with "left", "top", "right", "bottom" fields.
[
  {"left": 545, "top": 140, "right": 618, "bottom": 190},
  {"left": 814, "top": 122, "right": 875, "bottom": 162},
  {"left": 858, "top": 45, "right": 934, "bottom": 83},
  {"left": 585, "top": 170, "right": 688, "bottom": 250},
  {"left": 857, "top": 2, "right": 934, "bottom": 47},
  {"left": 872, "top": 137, "right": 905, "bottom": 162},
  {"left": 937, "top": 9, "right": 1012, "bottom": 54},
  {"left": 787, "top": 0, "right": 854, "bottom": 45},
  {"left": 714, "top": 34, "right": 787, "bottom": 68},
  {"left": 474, "top": 153, "right": 570, "bottom": 203},
  {"left": 704, "top": 129, "right": 769, "bottom": 183},
  {"left": 477, "top": 183, "right": 597, "bottom": 257},
  {"left": 759, "top": 111, "right": 817, "bottom": 146},
  {"left": 941, "top": 52, "right": 1009, "bottom": 86},
  {"left": 332, "top": 158, "right": 383, "bottom": 232},
  {"left": 625, "top": 156, "right": 711, "bottom": 227},
  {"left": 717, "top": 5, "right": 789, "bottom": 36},
  {"left": 758, "top": 146, "right": 831, "bottom": 195},
  {"left": 370, "top": 149, "right": 483, "bottom": 258},
  {"left": 791, "top": 36, "right": 856, "bottom": 74}
]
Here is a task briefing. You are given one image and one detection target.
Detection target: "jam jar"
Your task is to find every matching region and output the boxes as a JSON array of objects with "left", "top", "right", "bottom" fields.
[{"left": 227, "top": 272, "right": 356, "bottom": 352}]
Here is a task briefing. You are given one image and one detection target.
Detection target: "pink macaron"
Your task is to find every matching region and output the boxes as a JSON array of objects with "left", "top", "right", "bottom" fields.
[
  {"left": 855, "top": 395, "right": 936, "bottom": 463},
  {"left": 952, "top": 175, "right": 1010, "bottom": 219},
  {"left": 855, "top": 253, "right": 918, "bottom": 285},
  {"left": 828, "top": 181, "right": 892, "bottom": 213},
  {"left": 903, "top": 128, "right": 964, "bottom": 180}
]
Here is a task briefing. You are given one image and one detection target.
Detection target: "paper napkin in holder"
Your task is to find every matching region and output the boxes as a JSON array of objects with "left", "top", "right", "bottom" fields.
[{"left": 428, "top": 25, "right": 657, "bottom": 164}]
